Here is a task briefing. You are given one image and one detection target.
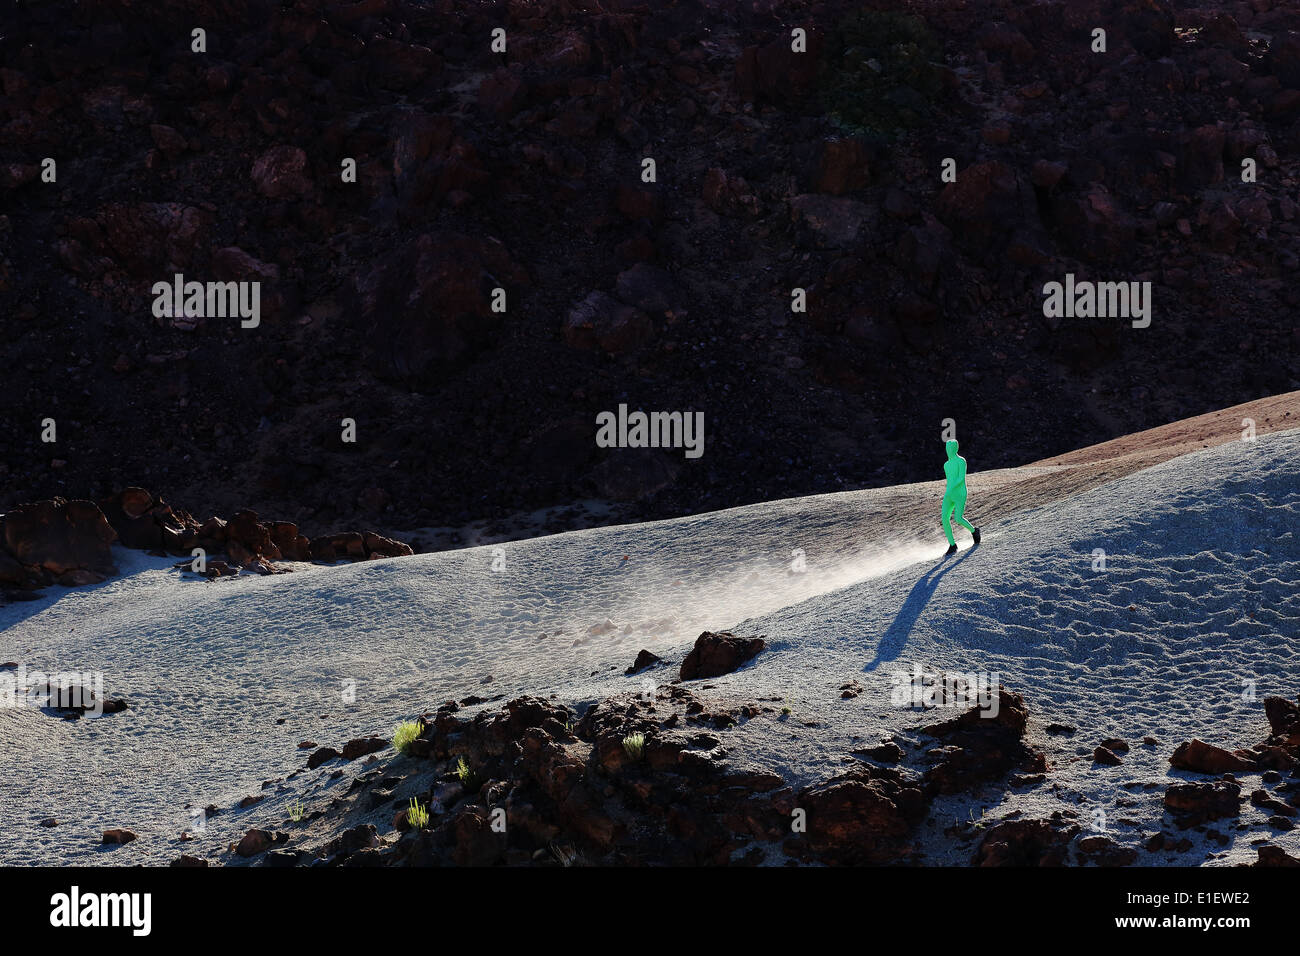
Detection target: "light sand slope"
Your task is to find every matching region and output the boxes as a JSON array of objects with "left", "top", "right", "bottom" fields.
[{"left": 0, "top": 397, "right": 1296, "bottom": 865}]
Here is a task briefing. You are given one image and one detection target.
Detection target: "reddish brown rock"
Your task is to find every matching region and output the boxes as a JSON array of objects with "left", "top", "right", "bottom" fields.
[
  {"left": 563, "top": 291, "right": 653, "bottom": 354},
  {"left": 478, "top": 68, "right": 528, "bottom": 118},
  {"left": 1094, "top": 746, "right": 1124, "bottom": 766},
  {"left": 224, "top": 510, "right": 278, "bottom": 564},
  {"left": 371, "top": 37, "right": 442, "bottom": 92},
  {"left": 735, "top": 30, "right": 824, "bottom": 103},
  {"left": 211, "top": 246, "right": 280, "bottom": 283},
  {"left": 342, "top": 736, "right": 387, "bottom": 761},
  {"left": 1164, "top": 781, "right": 1241, "bottom": 828},
  {"left": 974, "top": 819, "right": 1078, "bottom": 866},
  {"left": 614, "top": 185, "right": 662, "bottom": 223},
  {"left": 2, "top": 499, "right": 117, "bottom": 576},
  {"left": 307, "top": 746, "right": 341, "bottom": 769},
  {"left": 270, "top": 522, "right": 311, "bottom": 562},
  {"left": 1170, "top": 738, "right": 1254, "bottom": 774},
  {"left": 391, "top": 113, "right": 485, "bottom": 211},
  {"left": 920, "top": 690, "right": 1040, "bottom": 794},
  {"left": 1267, "top": 30, "right": 1300, "bottom": 89},
  {"left": 99, "top": 488, "right": 198, "bottom": 553},
  {"left": 789, "top": 194, "right": 872, "bottom": 249},
  {"left": 1052, "top": 183, "right": 1137, "bottom": 261},
  {"left": 701, "top": 167, "right": 760, "bottom": 217},
  {"left": 1255, "top": 845, "right": 1300, "bottom": 867},
  {"left": 1077, "top": 835, "right": 1139, "bottom": 867},
  {"left": 813, "top": 137, "right": 870, "bottom": 195},
  {"left": 149, "top": 123, "right": 187, "bottom": 157},
  {"left": 235, "top": 828, "right": 273, "bottom": 857},
  {"left": 792, "top": 764, "right": 928, "bottom": 865},
  {"left": 93, "top": 202, "right": 208, "bottom": 276},
  {"left": 1264, "top": 696, "right": 1299, "bottom": 738},
  {"left": 251, "top": 145, "right": 312, "bottom": 199},
  {"left": 679, "top": 631, "right": 766, "bottom": 681},
  {"left": 625, "top": 649, "right": 663, "bottom": 675},
  {"left": 362, "top": 532, "right": 414, "bottom": 559},
  {"left": 936, "top": 161, "right": 1039, "bottom": 253}
]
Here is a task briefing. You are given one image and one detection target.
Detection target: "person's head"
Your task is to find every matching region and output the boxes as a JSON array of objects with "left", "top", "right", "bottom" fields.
[{"left": 946, "top": 438, "right": 959, "bottom": 459}]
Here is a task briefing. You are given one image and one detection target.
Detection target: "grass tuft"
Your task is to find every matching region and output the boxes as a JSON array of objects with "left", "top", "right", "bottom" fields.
[
  {"left": 392, "top": 719, "right": 422, "bottom": 756},
  {"left": 455, "top": 755, "right": 478, "bottom": 791},
  {"left": 407, "top": 797, "right": 430, "bottom": 830},
  {"left": 622, "top": 731, "right": 646, "bottom": 761}
]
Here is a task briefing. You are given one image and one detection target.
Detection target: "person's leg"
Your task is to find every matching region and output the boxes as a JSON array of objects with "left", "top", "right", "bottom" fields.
[
  {"left": 941, "top": 497, "right": 956, "bottom": 547},
  {"left": 953, "top": 494, "right": 976, "bottom": 535}
]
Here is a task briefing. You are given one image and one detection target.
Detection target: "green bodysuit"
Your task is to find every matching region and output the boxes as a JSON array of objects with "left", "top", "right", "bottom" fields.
[{"left": 941, "top": 439, "right": 977, "bottom": 547}]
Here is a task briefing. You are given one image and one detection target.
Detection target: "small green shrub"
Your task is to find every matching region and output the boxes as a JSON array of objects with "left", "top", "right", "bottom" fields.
[
  {"left": 455, "top": 755, "right": 477, "bottom": 790},
  {"left": 392, "top": 719, "right": 422, "bottom": 756},
  {"left": 289, "top": 798, "right": 305, "bottom": 823},
  {"left": 390, "top": 723, "right": 421, "bottom": 759},
  {"left": 407, "top": 797, "right": 429, "bottom": 830},
  {"left": 622, "top": 732, "right": 646, "bottom": 761}
]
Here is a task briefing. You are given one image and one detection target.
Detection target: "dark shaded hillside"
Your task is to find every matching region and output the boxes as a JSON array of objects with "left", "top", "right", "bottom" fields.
[{"left": 1, "top": 0, "right": 1297, "bottom": 541}]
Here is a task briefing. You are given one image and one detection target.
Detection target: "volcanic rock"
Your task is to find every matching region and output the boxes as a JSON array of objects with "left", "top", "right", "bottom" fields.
[{"left": 679, "top": 631, "right": 766, "bottom": 680}]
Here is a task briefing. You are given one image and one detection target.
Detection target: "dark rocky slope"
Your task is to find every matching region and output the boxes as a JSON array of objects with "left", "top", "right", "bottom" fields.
[{"left": 2, "top": 0, "right": 1298, "bottom": 539}]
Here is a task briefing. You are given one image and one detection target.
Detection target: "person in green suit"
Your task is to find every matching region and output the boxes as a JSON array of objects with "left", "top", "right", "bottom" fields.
[{"left": 941, "top": 439, "right": 980, "bottom": 555}]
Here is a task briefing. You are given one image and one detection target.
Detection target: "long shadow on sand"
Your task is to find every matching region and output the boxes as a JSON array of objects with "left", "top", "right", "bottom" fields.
[{"left": 864, "top": 548, "right": 975, "bottom": 672}]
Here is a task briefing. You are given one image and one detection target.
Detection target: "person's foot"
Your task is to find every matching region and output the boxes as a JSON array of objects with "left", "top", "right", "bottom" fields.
[
  {"left": 972, "top": 527, "right": 981, "bottom": 545},
  {"left": 944, "top": 544, "right": 957, "bottom": 555}
]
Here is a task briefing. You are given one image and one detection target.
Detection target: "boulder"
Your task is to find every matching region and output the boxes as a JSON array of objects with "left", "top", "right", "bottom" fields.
[
  {"left": 341, "top": 736, "right": 387, "bottom": 761},
  {"left": 1263, "top": 696, "right": 1299, "bottom": 738},
  {"left": 789, "top": 194, "right": 873, "bottom": 249},
  {"left": 307, "top": 746, "right": 340, "bottom": 769},
  {"left": 563, "top": 291, "right": 653, "bottom": 354},
  {"left": 974, "top": 819, "right": 1078, "bottom": 866},
  {"left": 250, "top": 145, "right": 312, "bottom": 199},
  {"left": 2, "top": 499, "right": 117, "bottom": 576},
  {"left": 391, "top": 112, "right": 485, "bottom": 211},
  {"left": 1255, "top": 845, "right": 1300, "bottom": 867},
  {"left": 1076, "top": 835, "right": 1138, "bottom": 867},
  {"left": 1164, "top": 781, "right": 1241, "bottom": 828},
  {"left": 235, "top": 828, "right": 273, "bottom": 857},
  {"left": 792, "top": 764, "right": 928, "bottom": 864},
  {"left": 356, "top": 232, "right": 528, "bottom": 383},
  {"left": 625, "top": 649, "right": 663, "bottom": 675},
  {"left": 361, "top": 532, "right": 413, "bottom": 559},
  {"left": 1170, "top": 738, "right": 1254, "bottom": 774},
  {"left": 701, "top": 167, "right": 759, "bottom": 217},
  {"left": 679, "top": 631, "right": 766, "bottom": 680},
  {"left": 94, "top": 202, "right": 208, "bottom": 276},
  {"left": 99, "top": 488, "right": 197, "bottom": 553}
]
